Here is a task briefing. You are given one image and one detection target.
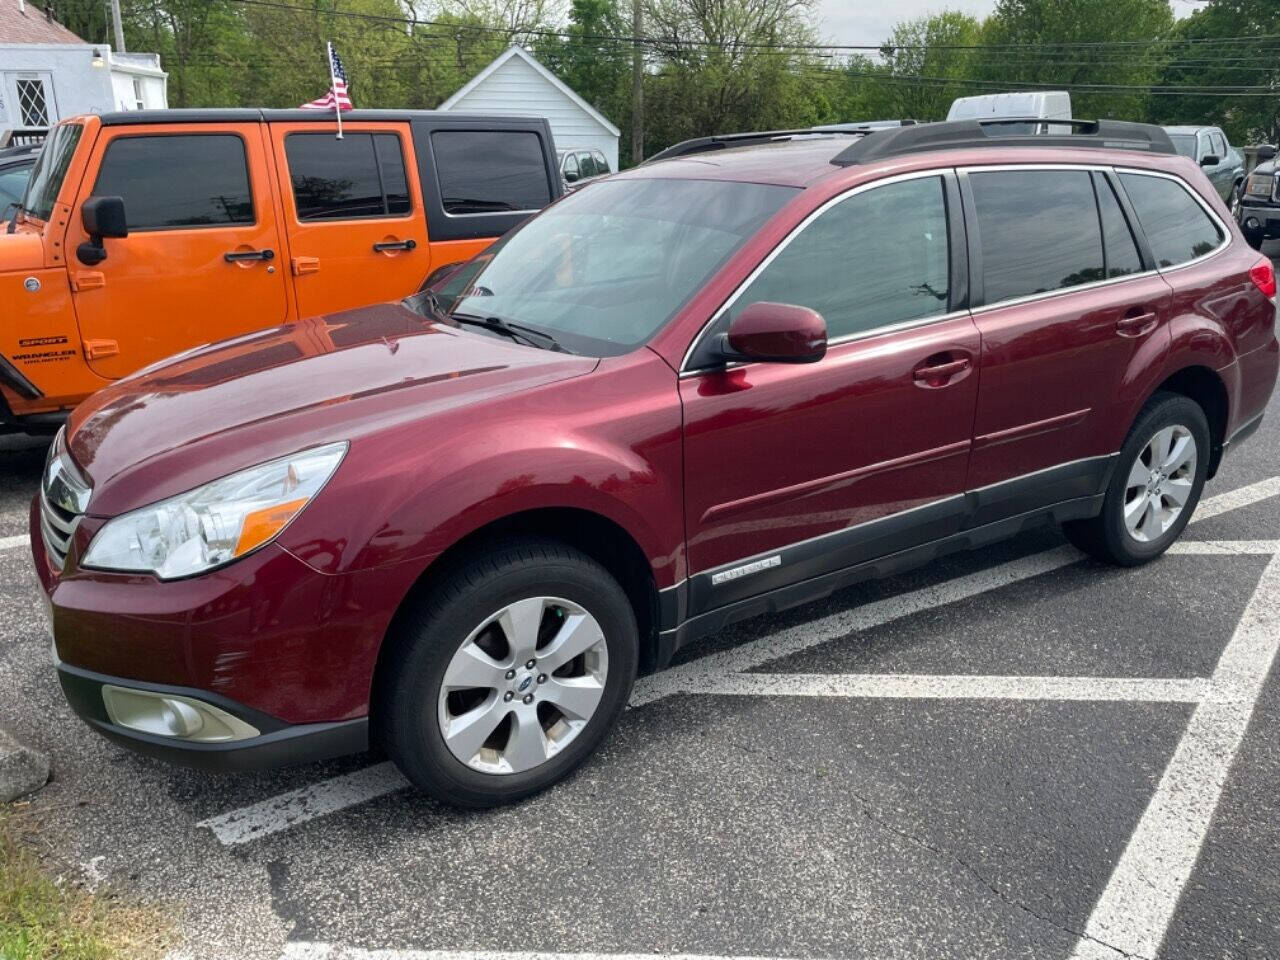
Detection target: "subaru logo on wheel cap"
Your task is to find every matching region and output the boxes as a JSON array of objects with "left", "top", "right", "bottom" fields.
[{"left": 517, "top": 675, "right": 533, "bottom": 692}]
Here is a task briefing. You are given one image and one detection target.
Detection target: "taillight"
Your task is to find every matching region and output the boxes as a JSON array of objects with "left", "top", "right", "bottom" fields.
[{"left": 1249, "top": 259, "right": 1277, "bottom": 299}]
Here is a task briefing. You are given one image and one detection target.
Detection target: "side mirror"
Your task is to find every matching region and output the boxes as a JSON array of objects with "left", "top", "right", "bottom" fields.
[
  {"left": 720, "top": 301, "right": 827, "bottom": 364},
  {"left": 1200, "top": 154, "right": 1221, "bottom": 167},
  {"left": 564, "top": 168, "right": 581, "bottom": 183},
  {"left": 78, "top": 195, "right": 127, "bottom": 265},
  {"left": 1258, "top": 145, "right": 1277, "bottom": 162}
]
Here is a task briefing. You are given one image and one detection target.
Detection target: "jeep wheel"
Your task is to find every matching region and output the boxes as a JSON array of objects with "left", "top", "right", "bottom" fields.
[
  {"left": 380, "top": 538, "right": 638, "bottom": 808},
  {"left": 1063, "top": 392, "right": 1209, "bottom": 566}
]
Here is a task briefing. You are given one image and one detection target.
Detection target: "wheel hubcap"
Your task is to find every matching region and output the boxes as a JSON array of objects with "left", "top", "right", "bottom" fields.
[
  {"left": 1123, "top": 424, "right": 1197, "bottom": 543},
  {"left": 437, "top": 596, "right": 608, "bottom": 775}
]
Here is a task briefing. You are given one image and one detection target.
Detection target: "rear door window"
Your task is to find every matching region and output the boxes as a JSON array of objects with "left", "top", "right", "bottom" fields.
[
  {"left": 592, "top": 150, "right": 611, "bottom": 175},
  {"left": 969, "top": 169, "right": 1104, "bottom": 303},
  {"left": 1119, "top": 173, "right": 1225, "bottom": 268},
  {"left": 93, "top": 134, "right": 254, "bottom": 229},
  {"left": 284, "top": 132, "right": 411, "bottom": 221},
  {"left": 431, "top": 130, "right": 552, "bottom": 214}
]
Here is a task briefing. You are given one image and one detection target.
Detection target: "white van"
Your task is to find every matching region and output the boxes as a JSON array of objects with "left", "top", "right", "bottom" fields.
[{"left": 946, "top": 92, "right": 1072, "bottom": 134}]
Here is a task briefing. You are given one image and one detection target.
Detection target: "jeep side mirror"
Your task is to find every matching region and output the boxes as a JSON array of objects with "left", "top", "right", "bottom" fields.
[
  {"left": 1200, "top": 154, "right": 1221, "bottom": 167},
  {"left": 564, "top": 168, "right": 580, "bottom": 183},
  {"left": 718, "top": 301, "right": 827, "bottom": 364},
  {"left": 78, "top": 195, "right": 128, "bottom": 265}
]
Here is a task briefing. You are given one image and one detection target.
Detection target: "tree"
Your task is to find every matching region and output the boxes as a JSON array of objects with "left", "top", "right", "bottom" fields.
[
  {"left": 1148, "top": 0, "right": 1280, "bottom": 143},
  {"left": 874, "top": 12, "right": 983, "bottom": 122},
  {"left": 978, "top": 0, "right": 1176, "bottom": 121}
]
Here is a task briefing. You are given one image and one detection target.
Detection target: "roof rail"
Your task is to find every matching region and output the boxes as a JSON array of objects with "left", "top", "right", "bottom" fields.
[
  {"left": 831, "top": 118, "right": 1177, "bottom": 166},
  {"left": 645, "top": 128, "right": 863, "bottom": 164}
]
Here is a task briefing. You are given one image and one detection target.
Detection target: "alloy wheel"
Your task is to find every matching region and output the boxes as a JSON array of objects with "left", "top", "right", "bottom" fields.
[
  {"left": 437, "top": 596, "right": 609, "bottom": 775},
  {"left": 1123, "top": 424, "right": 1197, "bottom": 543}
]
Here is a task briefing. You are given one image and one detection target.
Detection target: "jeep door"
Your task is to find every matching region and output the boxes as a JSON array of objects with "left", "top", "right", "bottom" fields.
[
  {"left": 679, "top": 171, "right": 981, "bottom": 618},
  {"left": 65, "top": 122, "right": 290, "bottom": 380}
]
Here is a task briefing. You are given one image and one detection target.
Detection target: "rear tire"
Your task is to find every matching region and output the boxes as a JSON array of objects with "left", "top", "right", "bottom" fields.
[
  {"left": 1063, "top": 392, "right": 1209, "bottom": 566},
  {"left": 380, "top": 538, "right": 638, "bottom": 808}
]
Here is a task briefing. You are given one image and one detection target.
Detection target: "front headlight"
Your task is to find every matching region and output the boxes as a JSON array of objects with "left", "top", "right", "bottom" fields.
[
  {"left": 1245, "top": 173, "right": 1274, "bottom": 198},
  {"left": 82, "top": 442, "right": 347, "bottom": 579}
]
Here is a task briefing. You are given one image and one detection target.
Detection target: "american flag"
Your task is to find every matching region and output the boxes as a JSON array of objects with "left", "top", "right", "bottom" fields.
[{"left": 300, "top": 43, "right": 353, "bottom": 111}]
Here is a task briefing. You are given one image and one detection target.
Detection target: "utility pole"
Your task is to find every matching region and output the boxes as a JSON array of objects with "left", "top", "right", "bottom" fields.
[
  {"left": 631, "top": 0, "right": 643, "bottom": 163},
  {"left": 109, "top": 0, "right": 126, "bottom": 53}
]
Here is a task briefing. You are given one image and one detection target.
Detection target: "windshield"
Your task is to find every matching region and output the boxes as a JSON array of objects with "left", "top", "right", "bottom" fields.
[
  {"left": 1169, "top": 134, "right": 1197, "bottom": 160},
  {"left": 414, "top": 177, "right": 797, "bottom": 356},
  {"left": 21, "top": 122, "right": 83, "bottom": 221}
]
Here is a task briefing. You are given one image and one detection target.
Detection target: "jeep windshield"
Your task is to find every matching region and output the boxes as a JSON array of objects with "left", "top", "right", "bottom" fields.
[
  {"left": 414, "top": 177, "right": 798, "bottom": 357},
  {"left": 20, "top": 121, "right": 83, "bottom": 222}
]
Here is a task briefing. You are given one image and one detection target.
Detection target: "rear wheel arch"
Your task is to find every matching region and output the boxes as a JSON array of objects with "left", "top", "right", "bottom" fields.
[
  {"left": 371, "top": 507, "right": 662, "bottom": 727},
  {"left": 1146, "top": 365, "right": 1229, "bottom": 476}
]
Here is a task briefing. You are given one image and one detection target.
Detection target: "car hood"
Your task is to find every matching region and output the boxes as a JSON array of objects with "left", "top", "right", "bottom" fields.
[
  {"left": 1251, "top": 160, "right": 1277, "bottom": 177},
  {"left": 68, "top": 302, "right": 599, "bottom": 515}
]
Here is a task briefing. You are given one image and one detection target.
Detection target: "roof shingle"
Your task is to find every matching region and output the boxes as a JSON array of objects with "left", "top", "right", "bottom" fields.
[{"left": 0, "top": 2, "right": 87, "bottom": 45}]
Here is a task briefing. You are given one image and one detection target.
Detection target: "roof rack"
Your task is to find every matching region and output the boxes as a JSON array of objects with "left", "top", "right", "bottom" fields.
[
  {"left": 645, "top": 128, "right": 863, "bottom": 164},
  {"left": 830, "top": 118, "right": 1177, "bottom": 166}
]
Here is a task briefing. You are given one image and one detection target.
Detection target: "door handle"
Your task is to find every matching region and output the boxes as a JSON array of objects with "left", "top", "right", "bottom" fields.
[
  {"left": 372, "top": 239, "right": 417, "bottom": 253},
  {"left": 224, "top": 248, "right": 275, "bottom": 263},
  {"left": 913, "top": 356, "right": 972, "bottom": 387},
  {"left": 1116, "top": 310, "right": 1158, "bottom": 338}
]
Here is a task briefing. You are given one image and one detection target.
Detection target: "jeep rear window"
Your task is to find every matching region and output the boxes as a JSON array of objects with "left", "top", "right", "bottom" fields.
[
  {"left": 1119, "top": 172, "right": 1225, "bottom": 268},
  {"left": 21, "top": 121, "right": 82, "bottom": 221},
  {"left": 431, "top": 130, "right": 552, "bottom": 214},
  {"left": 422, "top": 177, "right": 796, "bottom": 356},
  {"left": 1168, "top": 135, "right": 1197, "bottom": 160}
]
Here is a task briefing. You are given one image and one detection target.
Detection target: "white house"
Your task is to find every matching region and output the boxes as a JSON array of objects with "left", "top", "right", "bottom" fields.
[
  {"left": 439, "top": 45, "right": 620, "bottom": 173},
  {"left": 0, "top": 1, "right": 167, "bottom": 146}
]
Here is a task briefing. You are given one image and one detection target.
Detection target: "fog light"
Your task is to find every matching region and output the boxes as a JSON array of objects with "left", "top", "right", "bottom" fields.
[
  {"left": 1246, "top": 217, "right": 1261, "bottom": 230},
  {"left": 101, "top": 685, "right": 259, "bottom": 742}
]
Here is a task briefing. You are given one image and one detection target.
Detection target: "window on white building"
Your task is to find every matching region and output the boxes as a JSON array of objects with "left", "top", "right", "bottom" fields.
[
  {"left": 132, "top": 78, "right": 145, "bottom": 110},
  {"left": 15, "top": 77, "right": 49, "bottom": 127}
]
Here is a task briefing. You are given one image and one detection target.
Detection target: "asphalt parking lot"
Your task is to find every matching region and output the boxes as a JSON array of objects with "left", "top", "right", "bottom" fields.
[{"left": 4, "top": 348, "right": 1280, "bottom": 959}]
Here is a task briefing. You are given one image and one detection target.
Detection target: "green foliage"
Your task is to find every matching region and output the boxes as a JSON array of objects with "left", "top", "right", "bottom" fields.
[{"left": 1148, "top": 0, "right": 1280, "bottom": 142}]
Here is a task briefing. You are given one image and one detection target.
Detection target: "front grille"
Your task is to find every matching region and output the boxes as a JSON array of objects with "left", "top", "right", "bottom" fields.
[
  {"left": 39, "top": 432, "right": 90, "bottom": 572},
  {"left": 1272, "top": 173, "right": 1280, "bottom": 203}
]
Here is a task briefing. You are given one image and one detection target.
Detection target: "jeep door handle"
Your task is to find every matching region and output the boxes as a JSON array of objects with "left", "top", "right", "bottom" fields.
[
  {"left": 912, "top": 357, "right": 972, "bottom": 387},
  {"left": 373, "top": 239, "right": 417, "bottom": 253},
  {"left": 1116, "top": 310, "right": 1158, "bottom": 338},
  {"left": 224, "top": 248, "right": 275, "bottom": 263}
]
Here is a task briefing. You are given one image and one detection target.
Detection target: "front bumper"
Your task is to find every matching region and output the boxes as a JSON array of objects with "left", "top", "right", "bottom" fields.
[
  {"left": 56, "top": 658, "right": 368, "bottom": 772},
  {"left": 1238, "top": 199, "right": 1280, "bottom": 236}
]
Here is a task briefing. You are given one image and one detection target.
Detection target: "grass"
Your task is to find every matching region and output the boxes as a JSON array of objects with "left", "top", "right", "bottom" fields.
[{"left": 0, "top": 808, "right": 173, "bottom": 960}]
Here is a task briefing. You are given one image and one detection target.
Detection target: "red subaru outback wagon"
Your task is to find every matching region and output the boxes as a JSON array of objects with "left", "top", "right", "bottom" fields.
[{"left": 32, "top": 120, "right": 1279, "bottom": 807}]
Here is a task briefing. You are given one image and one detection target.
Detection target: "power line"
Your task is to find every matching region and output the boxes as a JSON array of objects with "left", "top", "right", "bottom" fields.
[{"left": 221, "top": 0, "right": 1280, "bottom": 54}]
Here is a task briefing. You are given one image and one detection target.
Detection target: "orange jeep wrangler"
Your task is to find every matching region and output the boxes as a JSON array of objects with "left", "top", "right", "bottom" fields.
[{"left": 0, "top": 109, "right": 563, "bottom": 433}]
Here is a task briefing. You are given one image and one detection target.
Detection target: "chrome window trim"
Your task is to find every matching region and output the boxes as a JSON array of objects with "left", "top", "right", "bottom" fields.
[
  {"left": 1113, "top": 166, "right": 1232, "bottom": 274},
  {"left": 680, "top": 167, "right": 956, "bottom": 375}
]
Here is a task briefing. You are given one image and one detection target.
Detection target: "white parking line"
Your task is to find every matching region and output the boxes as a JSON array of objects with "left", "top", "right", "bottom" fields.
[
  {"left": 691, "top": 673, "right": 1210, "bottom": 703},
  {"left": 282, "top": 947, "right": 799, "bottom": 960},
  {"left": 1069, "top": 552, "right": 1280, "bottom": 960},
  {"left": 0, "top": 533, "right": 28, "bottom": 552},
  {"left": 197, "top": 762, "right": 408, "bottom": 847},
  {"left": 196, "top": 477, "right": 1280, "bottom": 847},
  {"left": 1167, "top": 539, "right": 1280, "bottom": 555}
]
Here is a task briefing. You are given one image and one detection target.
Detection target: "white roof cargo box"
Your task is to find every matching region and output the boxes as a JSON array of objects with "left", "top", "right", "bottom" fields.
[{"left": 946, "top": 92, "right": 1072, "bottom": 134}]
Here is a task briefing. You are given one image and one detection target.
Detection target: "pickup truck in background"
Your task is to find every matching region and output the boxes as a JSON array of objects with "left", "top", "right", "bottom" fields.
[{"left": 1, "top": 109, "right": 562, "bottom": 434}]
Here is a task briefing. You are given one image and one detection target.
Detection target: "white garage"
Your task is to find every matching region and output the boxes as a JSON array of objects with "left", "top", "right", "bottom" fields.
[{"left": 438, "top": 45, "right": 620, "bottom": 174}]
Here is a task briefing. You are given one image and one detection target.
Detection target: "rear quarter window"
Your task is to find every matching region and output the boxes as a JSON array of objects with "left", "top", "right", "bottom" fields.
[
  {"left": 1119, "top": 173, "right": 1225, "bottom": 268},
  {"left": 431, "top": 130, "right": 551, "bottom": 214}
]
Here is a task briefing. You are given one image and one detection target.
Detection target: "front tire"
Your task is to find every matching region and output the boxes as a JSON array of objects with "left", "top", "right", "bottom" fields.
[
  {"left": 1064, "top": 392, "right": 1210, "bottom": 566},
  {"left": 380, "top": 538, "right": 638, "bottom": 808}
]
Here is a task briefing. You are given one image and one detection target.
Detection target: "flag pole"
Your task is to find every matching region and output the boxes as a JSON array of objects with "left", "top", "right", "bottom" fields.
[{"left": 326, "top": 41, "right": 343, "bottom": 140}]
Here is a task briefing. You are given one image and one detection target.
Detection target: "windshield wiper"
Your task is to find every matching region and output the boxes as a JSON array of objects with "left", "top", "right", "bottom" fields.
[{"left": 451, "top": 313, "right": 570, "bottom": 353}]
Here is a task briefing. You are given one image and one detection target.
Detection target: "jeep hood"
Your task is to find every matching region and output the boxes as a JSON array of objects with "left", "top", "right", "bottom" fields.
[{"left": 68, "top": 303, "right": 598, "bottom": 515}]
